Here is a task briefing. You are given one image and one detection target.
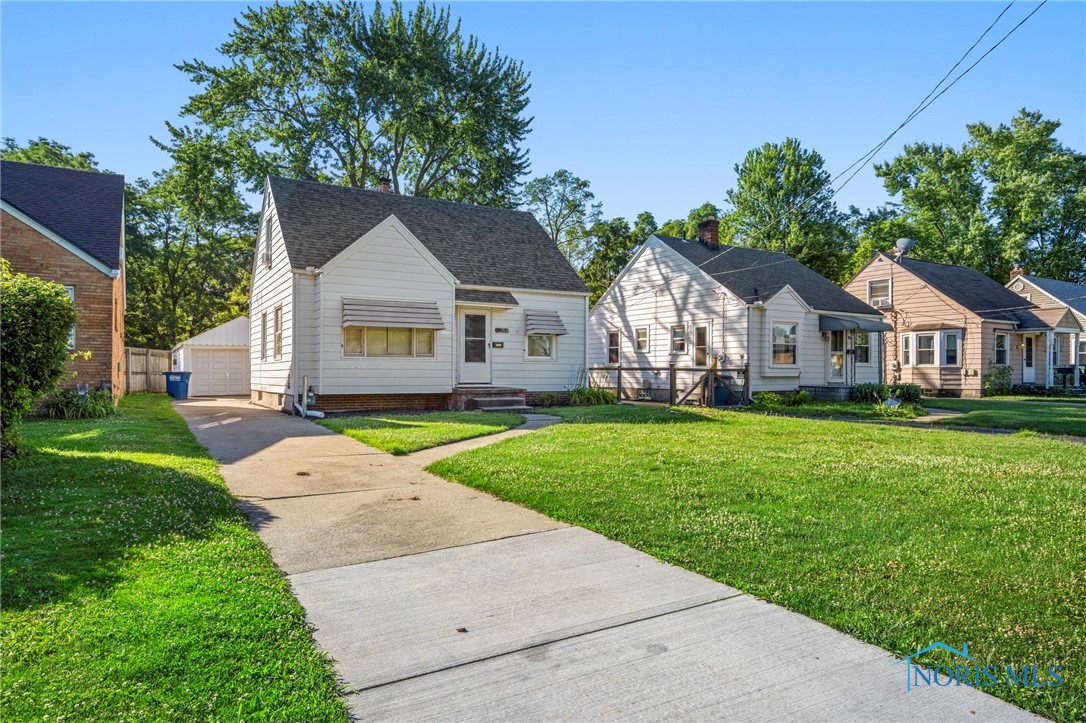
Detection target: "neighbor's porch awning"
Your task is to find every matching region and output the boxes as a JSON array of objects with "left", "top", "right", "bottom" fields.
[
  {"left": 342, "top": 298, "right": 445, "bottom": 329},
  {"left": 819, "top": 314, "right": 893, "bottom": 332},
  {"left": 525, "top": 309, "right": 569, "bottom": 335}
]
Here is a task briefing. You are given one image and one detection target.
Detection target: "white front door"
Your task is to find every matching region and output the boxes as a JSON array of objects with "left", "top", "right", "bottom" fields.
[
  {"left": 1023, "top": 336, "right": 1036, "bottom": 384},
  {"left": 827, "top": 330, "right": 845, "bottom": 384},
  {"left": 459, "top": 309, "right": 491, "bottom": 384}
]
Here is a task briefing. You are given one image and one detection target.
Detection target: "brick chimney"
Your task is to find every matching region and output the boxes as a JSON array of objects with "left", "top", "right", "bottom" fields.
[
  {"left": 379, "top": 176, "right": 391, "bottom": 193},
  {"left": 698, "top": 218, "right": 720, "bottom": 249},
  {"left": 1009, "top": 265, "right": 1025, "bottom": 282}
]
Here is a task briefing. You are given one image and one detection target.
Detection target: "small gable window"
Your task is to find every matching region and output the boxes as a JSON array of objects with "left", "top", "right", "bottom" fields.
[{"left": 868, "top": 279, "right": 891, "bottom": 307}]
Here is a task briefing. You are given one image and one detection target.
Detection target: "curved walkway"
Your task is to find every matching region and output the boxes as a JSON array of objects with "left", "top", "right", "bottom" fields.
[{"left": 176, "top": 398, "right": 1034, "bottom": 722}]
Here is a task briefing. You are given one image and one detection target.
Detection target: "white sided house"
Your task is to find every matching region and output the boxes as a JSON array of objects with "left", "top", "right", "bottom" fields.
[
  {"left": 588, "top": 221, "right": 891, "bottom": 402},
  {"left": 249, "top": 177, "right": 590, "bottom": 413},
  {"left": 171, "top": 316, "right": 251, "bottom": 397}
]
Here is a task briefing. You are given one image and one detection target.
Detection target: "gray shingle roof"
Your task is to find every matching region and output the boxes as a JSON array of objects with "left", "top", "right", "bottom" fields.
[
  {"left": 0, "top": 160, "right": 124, "bottom": 269},
  {"left": 895, "top": 256, "right": 1047, "bottom": 328},
  {"left": 1021, "top": 275, "right": 1086, "bottom": 317},
  {"left": 269, "top": 176, "right": 588, "bottom": 295},
  {"left": 654, "top": 235, "right": 881, "bottom": 316}
]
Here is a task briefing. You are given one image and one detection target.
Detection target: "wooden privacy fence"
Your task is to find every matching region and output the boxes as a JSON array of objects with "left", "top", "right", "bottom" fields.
[
  {"left": 589, "top": 362, "right": 751, "bottom": 407},
  {"left": 124, "top": 347, "right": 170, "bottom": 393}
]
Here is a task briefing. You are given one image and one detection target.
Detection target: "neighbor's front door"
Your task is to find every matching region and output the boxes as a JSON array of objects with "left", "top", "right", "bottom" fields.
[
  {"left": 459, "top": 309, "right": 491, "bottom": 384},
  {"left": 827, "top": 330, "right": 846, "bottom": 384},
  {"left": 1023, "top": 336, "right": 1036, "bottom": 384}
]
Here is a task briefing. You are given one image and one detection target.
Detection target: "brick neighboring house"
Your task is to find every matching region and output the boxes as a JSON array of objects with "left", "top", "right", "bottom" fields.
[
  {"left": 1, "top": 160, "right": 126, "bottom": 396},
  {"left": 844, "top": 250, "right": 1082, "bottom": 397}
]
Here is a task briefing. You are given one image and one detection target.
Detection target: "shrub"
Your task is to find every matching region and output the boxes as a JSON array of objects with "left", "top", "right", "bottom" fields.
[
  {"left": 752, "top": 391, "right": 784, "bottom": 407},
  {"left": 871, "top": 402, "right": 923, "bottom": 419},
  {"left": 782, "top": 389, "right": 810, "bottom": 407},
  {"left": 0, "top": 260, "right": 78, "bottom": 456},
  {"left": 983, "top": 363, "right": 1012, "bottom": 397},
  {"left": 534, "top": 392, "right": 559, "bottom": 408},
  {"left": 887, "top": 383, "right": 922, "bottom": 403},
  {"left": 40, "top": 390, "right": 117, "bottom": 420},
  {"left": 568, "top": 387, "right": 617, "bottom": 406},
  {"left": 851, "top": 382, "right": 889, "bottom": 403}
]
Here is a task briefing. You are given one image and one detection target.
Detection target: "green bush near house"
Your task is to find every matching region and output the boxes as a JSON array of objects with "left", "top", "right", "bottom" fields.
[
  {"left": 568, "top": 387, "right": 617, "bottom": 406},
  {"left": 39, "top": 389, "right": 116, "bottom": 420},
  {"left": 983, "top": 363, "right": 1013, "bottom": 397}
]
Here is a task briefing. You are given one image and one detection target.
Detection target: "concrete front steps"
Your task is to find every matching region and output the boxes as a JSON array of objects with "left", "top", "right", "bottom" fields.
[
  {"left": 468, "top": 396, "right": 534, "bottom": 414},
  {"left": 451, "top": 385, "right": 534, "bottom": 414}
]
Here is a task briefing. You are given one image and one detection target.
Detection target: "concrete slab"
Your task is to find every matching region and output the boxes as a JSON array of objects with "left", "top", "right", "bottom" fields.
[
  {"left": 353, "top": 596, "right": 1035, "bottom": 722},
  {"left": 175, "top": 398, "right": 563, "bottom": 574},
  {"left": 289, "top": 527, "right": 739, "bottom": 691}
]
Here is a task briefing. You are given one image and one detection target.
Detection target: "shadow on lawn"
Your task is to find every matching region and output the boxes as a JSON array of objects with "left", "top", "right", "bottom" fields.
[{"left": 1, "top": 449, "right": 241, "bottom": 613}]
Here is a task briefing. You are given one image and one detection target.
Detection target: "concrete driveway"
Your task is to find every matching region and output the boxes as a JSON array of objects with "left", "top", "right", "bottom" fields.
[{"left": 176, "top": 397, "right": 1034, "bottom": 722}]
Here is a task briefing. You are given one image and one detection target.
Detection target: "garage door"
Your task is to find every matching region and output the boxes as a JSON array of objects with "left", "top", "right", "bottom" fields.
[{"left": 190, "top": 348, "right": 250, "bottom": 397}]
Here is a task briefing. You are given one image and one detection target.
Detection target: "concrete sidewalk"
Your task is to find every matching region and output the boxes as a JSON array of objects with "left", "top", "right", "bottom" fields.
[{"left": 176, "top": 398, "right": 1034, "bottom": 722}]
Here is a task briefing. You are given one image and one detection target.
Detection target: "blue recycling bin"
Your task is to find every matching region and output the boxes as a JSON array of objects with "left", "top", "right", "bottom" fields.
[{"left": 163, "top": 371, "right": 192, "bottom": 400}]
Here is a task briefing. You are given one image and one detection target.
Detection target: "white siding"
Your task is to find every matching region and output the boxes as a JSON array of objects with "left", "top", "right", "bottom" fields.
[
  {"left": 315, "top": 222, "right": 456, "bottom": 394},
  {"left": 484, "top": 291, "right": 588, "bottom": 391},
  {"left": 293, "top": 274, "right": 319, "bottom": 393},
  {"left": 249, "top": 193, "right": 294, "bottom": 407}
]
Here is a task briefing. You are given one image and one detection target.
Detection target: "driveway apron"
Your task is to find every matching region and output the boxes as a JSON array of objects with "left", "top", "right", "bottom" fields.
[{"left": 176, "top": 398, "right": 1036, "bottom": 722}]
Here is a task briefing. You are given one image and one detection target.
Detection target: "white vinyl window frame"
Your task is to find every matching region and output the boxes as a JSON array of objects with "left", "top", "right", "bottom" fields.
[
  {"left": 868, "top": 278, "right": 892, "bottom": 307},
  {"left": 634, "top": 326, "right": 649, "bottom": 353},
  {"left": 63, "top": 285, "right": 76, "bottom": 350},
  {"left": 994, "top": 332, "right": 1010, "bottom": 366},
  {"left": 342, "top": 326, "right": 436, "bottom": 358},
  {"left": 915, "top": 333, "right": 936, "bottom": 366},
  {"left": 260, "top": 311, "right": 268, "bottom": 361},
  {"left": 262, "top": 215, "right": 273, "bottom": 267},
  {"left": 273, "top": 305, "right": 284, "bottom": 359},
  {"left": 769, "top": 320, "right": 800, "bottom": 367},
  {"left": 670, "top": 324, "right": 686, "bottom": 354},
  {"left": 526, "top": 333, "right": 556, "bottom": 360},
  {"left": 853, "top": 331, "right": 872, "bottom": 365},
  {"left": 941, "top": 330, "right": 961, "bottom": 367},
  {"left": 693, "top": 324, "right": 710, "bottom": 367},
  {"left": 607, "top": 331, "right": 620, "bottom": 364},
  {"left": 900, "top": 333, "right": 912, "bottom": 366}
]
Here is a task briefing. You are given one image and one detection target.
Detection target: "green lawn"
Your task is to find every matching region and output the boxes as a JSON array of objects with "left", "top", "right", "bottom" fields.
[
  {"left": 926, "top": 398, "right": 1086, "bottom": 436},
  {"left": 317, "top": 411, "right": 524, "bottom": 455},
  {"left": 1, "top": 395, "right": 347, "bottom": 722},
  {"left": 430, "top": 405, "right": 1085, "bottom": 720}
]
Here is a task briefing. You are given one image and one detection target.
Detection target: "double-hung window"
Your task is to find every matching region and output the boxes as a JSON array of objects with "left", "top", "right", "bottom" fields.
[
  {"left": 994, "top": 333, "right": 1009, "bottom": 366},
  {"left": 854, "top": 332, "right": 871, "bottom": 364},
  {"left": 671, "top": 325, "right": 686, "bottom": 354},
  {"left": 607, "top": 332, "right": 620, "bottom": 364},
  {"left": 771, "top": 321, "right": 798, "bottom": 365},
  {"left": 916, "top": 333, "right": 936, "bottom": 365},
  {"left": 1079, "top": 339, "right": 1086, "bottom": 367},
  {"left": 635, "top": 327, "right": 649, "bottom": 352},
  {"left": 273, "top": 305, "right": 283, "bottom": 359},
  {"left": 942, "top": 331, "right": 960, "bottom": 366},
  {"left": 694, "top": 326, "right": 709, "bottom": 366},
  {"left": 900, "top": 334, "right": 912, "bottom": 366},
  {"left": 261, "top": 312, "right": 268, "bottom": 361}
]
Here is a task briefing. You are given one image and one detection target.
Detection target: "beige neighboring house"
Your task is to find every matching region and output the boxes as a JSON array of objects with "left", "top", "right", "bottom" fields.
[
  {"left": 844, "top": 251, "right": 1082, "bottom": 397},
  {"left": 1005, "top": 270, "right": 1085, "bottom": 387}
]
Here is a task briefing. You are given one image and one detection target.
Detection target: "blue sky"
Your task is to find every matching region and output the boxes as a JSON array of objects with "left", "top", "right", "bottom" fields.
[{"left": 2, "top": 2, "right": 1083, "bottom": 225}]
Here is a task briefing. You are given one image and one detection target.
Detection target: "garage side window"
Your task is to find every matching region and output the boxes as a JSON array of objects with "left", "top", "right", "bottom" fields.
[{"left": 273, "top": 306, "right": 283, "bottom": 359}]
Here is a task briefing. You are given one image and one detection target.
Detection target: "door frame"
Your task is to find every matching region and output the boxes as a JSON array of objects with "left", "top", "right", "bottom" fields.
[
  {"left": 826, "top": 329, "right": 846, "bottom": 385},
  {"left": 1022, "top": 335, "right": 1036, "bottom": 384},
  {"left": 457, "top": 307, "right": 492, "bottom": 384}
]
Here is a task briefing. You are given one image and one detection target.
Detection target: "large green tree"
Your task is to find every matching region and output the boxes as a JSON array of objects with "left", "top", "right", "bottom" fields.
[
  {"left": 1, "top": 137, "right": 101, "bottom": 171},
  {"left": 522, "top": 169, "right": 601, "bottom": 269},
  {"left": 125, "top": 126, "right": 257, "bottom": 349},
  {"left": 581, "top": 212, "right": 657, "bottom": 304},
  {"left": 875, "top": 110, "right": 1086, "bottom": 282},
  {"left": 178, "top": 1, "right": 531, "bottom": 205},
  {"left": 723, "top": 138, "right": 851, "bottom": 281}
]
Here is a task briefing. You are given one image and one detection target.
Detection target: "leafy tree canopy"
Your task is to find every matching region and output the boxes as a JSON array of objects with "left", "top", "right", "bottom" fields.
[
  {"left": 1, "top": 137, "right": 103, "bottom": 172},
  {"left": 723, "top": 138, "right": 851, "bottom": 282},
  {"left": 522, "top": 169, "right": 601, "bottom": 269},
  {"left": 178, "top": 0, "right": 532, "bottom": 206},
  {"left": 581, "top": 212, "right": 657, "bottom": 304}
]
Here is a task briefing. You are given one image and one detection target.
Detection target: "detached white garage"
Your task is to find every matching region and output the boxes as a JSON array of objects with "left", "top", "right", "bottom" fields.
[{"left": 172, "top": 317, "right": 251, "bottom": 397}]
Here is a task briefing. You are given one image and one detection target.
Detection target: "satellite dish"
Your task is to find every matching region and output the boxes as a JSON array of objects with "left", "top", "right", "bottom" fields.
[{"left": 896, "top": 237, "right": 916, "bottom": 253}]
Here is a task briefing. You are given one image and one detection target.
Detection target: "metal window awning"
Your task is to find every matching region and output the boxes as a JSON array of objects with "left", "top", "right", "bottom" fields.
[
  {"left": 455, "top": 289, "right": 519, "bottom": 307},
  {"left": 342, "top": 298, "right": 445, "bottom": 329},
  {"left": 525, "top": 309, "right": 568, "bottom": 335},
  {"left": 819, "top": 314, "right": 893, "bottom": 332}
]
